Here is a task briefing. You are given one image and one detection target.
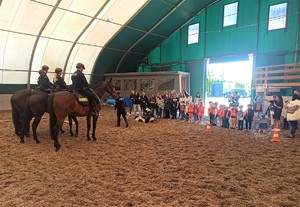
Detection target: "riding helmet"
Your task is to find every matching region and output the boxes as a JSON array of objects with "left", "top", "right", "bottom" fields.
[
  {"left": 76, "top": 62, "right": 85, "bottom": 69},
  {"left": 55, "top": 68, "right": 63, "bottom": 74},
  {"left": 41, "top": 65, "right": 49, "bottom": 71}
]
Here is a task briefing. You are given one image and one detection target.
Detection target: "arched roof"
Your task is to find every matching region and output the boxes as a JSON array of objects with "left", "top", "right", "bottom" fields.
[{"left": 0, "top": 0, "right": 218, "bottom": 86}]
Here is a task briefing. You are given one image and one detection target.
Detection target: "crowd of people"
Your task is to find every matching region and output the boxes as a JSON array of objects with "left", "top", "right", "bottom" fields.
[
  {"left": 127, "top": 89, "right": 300, "bottom": 138},
  {"left": 35, "top": 63, "right": 300, "bottom": 137}
]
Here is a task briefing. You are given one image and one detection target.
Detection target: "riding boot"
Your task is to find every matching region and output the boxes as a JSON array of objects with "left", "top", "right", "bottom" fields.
[{"left": 89, "top": 101, "right": 97, "bottom": 116}]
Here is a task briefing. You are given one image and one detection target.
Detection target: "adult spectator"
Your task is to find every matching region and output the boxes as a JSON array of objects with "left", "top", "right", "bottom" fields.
[
  {"left": 286, "top": 99, "right": 300, "bottom": 138},
  {"left": 254, "top": 92, "right": 263, "bottom": 112},
  {"left": 132, "top": 90, "right": 141, "bottom": 117},
  {"left": 140, "top": 91, "right": 148, "bottom": 113},
  {"left": 292, "top": 89, "right": 300, "bottom": 101},
  {"left": 229, "top": 91, "right": 239, "bottom": 107}
]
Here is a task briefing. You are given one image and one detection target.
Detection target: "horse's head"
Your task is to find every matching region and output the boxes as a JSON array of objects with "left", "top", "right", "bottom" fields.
[{"left": 103, "top": 78, "right": 117, "bottom": 98}]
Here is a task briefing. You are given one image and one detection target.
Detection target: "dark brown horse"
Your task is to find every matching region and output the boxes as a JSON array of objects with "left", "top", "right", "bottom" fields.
[
  {"left": 11, "top": 89, "right": 33, "bottom": 136},
  {"left": 49, "top": 79, "right": 116, "bottom": 151},
  {"left": 11, "top": 88, "right": 79, "bottom": 144}
]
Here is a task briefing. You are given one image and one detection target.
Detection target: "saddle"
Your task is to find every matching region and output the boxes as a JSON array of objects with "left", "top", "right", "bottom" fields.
[{"left": 73, "top": 91, "right": 90, "bottom": 106}]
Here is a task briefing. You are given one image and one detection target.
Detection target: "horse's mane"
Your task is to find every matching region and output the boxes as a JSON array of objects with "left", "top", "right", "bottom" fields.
[{"left": 92, "top": 80, "right": 114, "bottom": 98}]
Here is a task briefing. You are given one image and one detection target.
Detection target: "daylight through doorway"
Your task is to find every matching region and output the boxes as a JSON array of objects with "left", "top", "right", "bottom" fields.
[{"left": 205, "top": 54, "right": 253, "bottom": 114}]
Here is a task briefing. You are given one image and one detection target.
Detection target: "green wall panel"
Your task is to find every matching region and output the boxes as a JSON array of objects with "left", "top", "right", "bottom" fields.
[
  {"left": 161, "top": 31, "right": 181, "bottom": 63},
  {"left": 146, "top": 0, "right": 299, "bottom": 95},
  {"left": 258, "top": 0, "right": 298, "bottom": 54},
  {"left": 205, "top": 0, "right": 258, "bottom": 57}
]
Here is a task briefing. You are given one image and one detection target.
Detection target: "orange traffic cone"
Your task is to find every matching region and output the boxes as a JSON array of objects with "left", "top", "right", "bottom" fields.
[
  {"left": 271, "top": 127, "right": 280, "bottom": 142},
  {"left": 205, "top": 121, "right": 212, "bottom": 133}
]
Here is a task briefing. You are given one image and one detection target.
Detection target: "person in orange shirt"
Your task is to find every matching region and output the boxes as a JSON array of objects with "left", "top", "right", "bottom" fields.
[
  {"left": 187, "top": 102, "right": 194, "bottom": 122},
  {"left": 208, "top": 101, "right": 216, "bottom": 125},
  {"left": 217, "top": 105, "right": 225, "bottom": 126},
  {"left": 198, "top": 102, "right": 204, "bottom": 123},
  {"left": 230, "top": 105, "right": 237, "bottom": 129}
]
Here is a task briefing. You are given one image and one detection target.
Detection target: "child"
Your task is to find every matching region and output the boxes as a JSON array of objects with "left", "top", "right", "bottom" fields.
[
  {"left": 197, "top": 102, "right": 204, "bottom": 123},
  {"left": 208, "top": 101, "right": 216, "bottom": 125},
  {"left": 217, "top": 105, "right": 224, "bottom": 126},
  {"left": 222, "top": 106, "right": 230, "bottom": 128},
  {"left": 229, "top": 105, "right": 237, "bottom": 129},
  {"left": 244, "top": 104, "right": 254, "bottom": 131},
  {"left": 258, "top": 114, "right": 268, "bottom": 133},
  {"left": 193, "top": 103, "right": 199, "bottom": 122},
  {"left": 237, "top": 105, "right": 244, "bottom": 130},
  {"left": 187, "top": 102, "right": 194, "bottom": 122}
]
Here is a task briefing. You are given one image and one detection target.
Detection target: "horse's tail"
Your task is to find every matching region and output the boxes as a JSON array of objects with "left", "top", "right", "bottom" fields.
[
  {"left": 10, "top": 94, "right": 20, "bottom": 135},
  {"left": 48, "top": 94, "right": 57, "bottom": 139}
]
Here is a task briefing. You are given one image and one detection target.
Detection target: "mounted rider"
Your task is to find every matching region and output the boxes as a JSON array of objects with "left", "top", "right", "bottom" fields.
[
  {"left": 71, "top": 62, "right": 100, "bottom": 116},
  {"left": 37, "top": 65, "right": 53, "bottom": 92},
  {"left": 53, "top": 67, "right": 67, "bottom": 91}
]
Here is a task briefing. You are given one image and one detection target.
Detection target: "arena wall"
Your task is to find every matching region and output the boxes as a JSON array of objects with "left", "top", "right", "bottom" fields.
[{"left": 0, "top": 94, "right": 12, "bottom": 111}]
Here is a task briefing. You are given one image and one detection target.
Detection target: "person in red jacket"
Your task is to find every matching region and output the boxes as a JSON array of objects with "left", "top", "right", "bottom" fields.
[
  {"left": 197, "top": 102, "right": 204, "bottom": 123},
  {"left": 187, "top": 102, "right": 194, "bottom": 122}
]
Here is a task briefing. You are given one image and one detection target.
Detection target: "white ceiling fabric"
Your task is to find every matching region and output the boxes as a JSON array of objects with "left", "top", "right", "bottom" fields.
[{"left": 0, "top": 0, "right": 148, "bottom": 84}]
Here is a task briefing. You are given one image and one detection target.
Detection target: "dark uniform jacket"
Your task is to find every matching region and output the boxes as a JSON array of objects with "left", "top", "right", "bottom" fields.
[
  {"left": 71, "top": 70, "right": 90, "bottom": 92},
  {"left": 53, "top": 76, "right": 67, "bottom": 91},
  {"left": 38, "top": 70, "right": 53, "bottom": 89},
  {"left": 114, "top": 96, "right": 126, "bottom": 111},
  {"left": 170, "top": 96, "right": 179, "bottom": 109},
  {"left": 133, "top": 93, "right": 140, "bottom": 104}
]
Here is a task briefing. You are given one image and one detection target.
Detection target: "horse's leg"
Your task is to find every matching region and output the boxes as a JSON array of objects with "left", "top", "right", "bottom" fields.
[
  {"left": 86, "top": 115, "right": 91, "bottom": 141},
  {"left": 60, "top": 127, "right": 65, "bottom": 134},
  {"left": 68, "top": 115, "right": 74, "bottom": 136},
  {"left": 73, "top": 116, "right": 79, "bottom": 137},
  {"left": 53, "top": 122, "right": 61, "bottom": 151},
  {"left": 92, "top": 115, "right": 99, "bottom": 141},
  {"left": 31, "top": 114, "right": 44, "bottom": 144},
  {"left": 20, "top": 113, "right": 33, "bottom": 144}
]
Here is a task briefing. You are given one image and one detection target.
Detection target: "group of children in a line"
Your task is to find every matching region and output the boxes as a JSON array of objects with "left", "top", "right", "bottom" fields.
[{"left": 207, "top": 102, "right": 269, "bottom": 132}]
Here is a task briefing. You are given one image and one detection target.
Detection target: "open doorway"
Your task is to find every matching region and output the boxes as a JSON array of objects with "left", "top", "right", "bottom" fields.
[{"left": 205, "top": 54, "right": 253, "bottom": 112}]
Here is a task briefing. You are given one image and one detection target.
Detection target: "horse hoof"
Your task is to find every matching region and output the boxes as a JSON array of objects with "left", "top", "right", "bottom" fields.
[
  {"left": 92, "top": 137, "right": 97, "bottom": 141},
  {"left": 36, "top": 140, "right": 40, "bottom": 144},
  {"left": 20, "top": 140, "right": 25, "bottom": 144},
  {"left": 70, "top": 133, "right": 74, "bottom": 137},
  {"left": 55, "top": 145, "right": 61, "bottom": 152},
  {"left": 75, "top": 134, "right": 78, "bottom": 138}
]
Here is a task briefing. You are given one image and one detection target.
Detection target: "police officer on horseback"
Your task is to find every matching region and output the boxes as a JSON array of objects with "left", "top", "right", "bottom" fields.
[
  {"left": 114, "top": 92, "right": 129, "bottom": 128},
  {"left": 53, "top": 68, "right": 67, "bottom": 91},
  {"left": 37, "top": 65, "right": 53, "bottom": 91},
  {"left": 71, "top": 62, "right": 100, "bottom": 116}
]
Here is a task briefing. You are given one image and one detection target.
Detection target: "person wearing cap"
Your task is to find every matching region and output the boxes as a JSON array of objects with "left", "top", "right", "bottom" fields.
[
  {"left": 71, "top": 62, "right": 100, "bottom": 116},
  {"left": 37, "top": 65, "right": 53, "bottom": 91},
  {"left": 53, "top": 67, "right": 67, "bottom": 91},
  {"left": 114, "top": 92, "right": 128, "bottom": 127},
  {"left": 286, "top": 99, "right": 300, "bottom": 138},
  {"left": 292, "top": 89, "right": 300, "bottom": 101}
]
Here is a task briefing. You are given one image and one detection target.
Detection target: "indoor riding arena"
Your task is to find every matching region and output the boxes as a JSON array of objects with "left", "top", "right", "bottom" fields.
[{"left": 1, "top": 0, "right": 300, "bottom": 207}]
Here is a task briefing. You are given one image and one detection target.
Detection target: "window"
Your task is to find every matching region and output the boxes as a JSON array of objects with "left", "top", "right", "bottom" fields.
[
  {"left": 223, "top": 2, "right": 238, "bottom": 27},
  {"left": 188, "top": 23, "right": 199, "bottom": 45},
  {"left": 268, "top": 3, "right": 287, "bottom": 30}
]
